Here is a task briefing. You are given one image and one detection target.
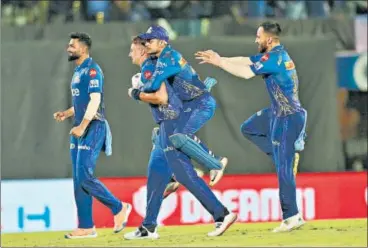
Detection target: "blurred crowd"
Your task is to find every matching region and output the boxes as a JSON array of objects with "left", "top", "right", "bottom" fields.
[{"left": 1, "top": 0, "right": 367, "bottom": 26}]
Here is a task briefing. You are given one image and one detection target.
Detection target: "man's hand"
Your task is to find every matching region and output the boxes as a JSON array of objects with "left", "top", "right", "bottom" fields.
[
  {"left": 54, "top": 107, "right": 74, "bottom": 122},
  {"left": 70, "top": 125, "right": 86, "bottom": 138},
  {"left": 128, "top": 87, "right": 141, "bottom": 100},
  {"left": 195, "top": 50, "right": 222, "bottom": 67},
  {"left": 53, "top": 111, "right": 67, "bottom": 122}
]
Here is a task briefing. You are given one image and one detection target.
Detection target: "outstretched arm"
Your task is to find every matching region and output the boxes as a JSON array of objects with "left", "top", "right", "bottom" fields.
[
  {"left": 221, "top": 56, "right": 253, "bottom": 66},
  {"left": 195, "top": 50, "right": 256, "bottom": 79}
]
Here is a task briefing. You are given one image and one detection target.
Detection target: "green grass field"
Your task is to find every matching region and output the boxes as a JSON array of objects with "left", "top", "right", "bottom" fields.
[{"left": 1, "top": 219, "right": 367, "bottom": 247}]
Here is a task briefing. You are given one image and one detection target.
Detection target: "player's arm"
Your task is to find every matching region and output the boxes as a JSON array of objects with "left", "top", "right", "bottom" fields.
[
  {"left": 80, "top": 93, "right": 101, "bottom": 128},
  {"left": 142, "top": 55, "right": 181, "bottom": 92},
  {"left": 196, "top": 50, "right": 279, "bottom": 79},
  {"left": 63, "top": 107, "right": 75, "bottom": 117},
  {"left": 219, "top": 59, "right": 256, "bottom": 79},
  {"left": 138, "top": 82, "right": 168, "bottom": 105},
  {"left": 220, "top": 55, "right": 282, "bottom": 79},
  {"left": 221, "top": 57, "right": 253, "bottom": 66},
  {"left": 129, "top": 82, "right": 168, "bottom": 105},
  {"left": 82, "top": 67, "right": 104, "bottom": 128},
  {"left": 196, "top": 50, "right": 256, "bottom": 79},
  {"left": 53, "top": 107, "right": 74, "bottom": 122}
]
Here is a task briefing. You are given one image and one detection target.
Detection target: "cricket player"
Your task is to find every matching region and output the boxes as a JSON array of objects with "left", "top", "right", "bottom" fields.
[
  {"left": 124, "top": 37, "right": 228, "bottom": 239},
  {"left": 195, "top": 21, "right": 307, "bottom": 232},
  {"left": 131, "top": 26, "right": 228, "bottom": 188},
  {"left": 128, "top": 31, "right": 237, "bottom": 237},
  {"left": 53, "top": 32, "right": 131, "bottom": 238},
  {"left": 125, "top": 36, "right": 182, "bottom": 239}
]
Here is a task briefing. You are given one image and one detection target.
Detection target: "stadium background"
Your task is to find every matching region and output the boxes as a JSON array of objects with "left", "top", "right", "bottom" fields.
[{"left": 1, "top": 0, "right": 367, "bottom": 235}]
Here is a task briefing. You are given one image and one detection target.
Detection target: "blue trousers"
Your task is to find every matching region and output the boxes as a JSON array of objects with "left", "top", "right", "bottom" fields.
[
  {"left": 142, "top": 93, "right": 224, "bottom": 229},
  {"left": 70, "top": 120, "right": 122, "bottom": 228},
  {"left": 142, "top": 129, "right": 172, "bottom": 230},
  {"left": 178, "top": 93, "right": 221, "bottom": 163},
  {"left": 241, "top": 108, "right": 307, "bottom": 219},
  {"left": 160, "top": 114, "right": 227, "bottom": 221}
]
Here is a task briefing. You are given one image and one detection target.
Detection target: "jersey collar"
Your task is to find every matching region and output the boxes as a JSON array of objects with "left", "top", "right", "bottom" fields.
[
  {"left": 159, "top": 45, "right": 171, "bottom": 58},
  {"left": 75, "top": 57, "right": 92, "bottom": 71},
  {"left": 141, "top": 57, "right": 151, "bottom": 68},
  {"left": 271, "top": 45, "right": 284, "bottom": 52}
]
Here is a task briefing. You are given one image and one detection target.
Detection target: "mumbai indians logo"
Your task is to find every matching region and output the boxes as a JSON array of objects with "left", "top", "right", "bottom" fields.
[{"left": 147, "top": 27, "right": 153, "bottom": 33}]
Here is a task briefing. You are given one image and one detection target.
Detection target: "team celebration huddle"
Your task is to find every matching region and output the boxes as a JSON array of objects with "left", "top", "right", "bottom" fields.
[{"left": 53, "top": 21, "right": 307, "bottom": 240}]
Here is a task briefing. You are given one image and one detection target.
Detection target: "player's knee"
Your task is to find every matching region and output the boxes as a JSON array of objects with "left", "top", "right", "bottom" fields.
[
  {"left": 80, "top": 176, "right": 98, "bottom": 191},
  {"left": 175, "top": 168, "right": 201, "bottom": 186},
  {"left": 172, "top": 171, "right": 188, "bottom": 185}
]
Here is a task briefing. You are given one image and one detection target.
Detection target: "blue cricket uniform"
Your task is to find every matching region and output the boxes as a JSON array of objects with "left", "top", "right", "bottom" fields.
[
  {"left": 241, "top": 45, "right": 307, "bottom": 220},
  {"left": 142, "top": 45, "right": 223, "bottom": 170},
  {"left": 138, "top": 46, "right": 229, "bottom": 222},
  {"left": 138, "top": 57, "right": 182, "bottom": 230},
  {"left": 70, "top": 57, "right": 122, "bottom": 228},
  {"left": 139, "top": 57, "right": 225, "bottom": 231}
]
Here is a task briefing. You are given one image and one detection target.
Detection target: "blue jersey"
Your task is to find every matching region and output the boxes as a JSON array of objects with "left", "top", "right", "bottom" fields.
[
  {"left": 142, "top": 45, "right": 207, "bottom": 101},
  {"left": 249, "top": 45, "right": 303, "bottom": 117},
  {"left": 141, "top": 58, "right": 182, "bottom": 124},
  {"left": 70, "top": 57, "right": 106, "bottom": 126}
]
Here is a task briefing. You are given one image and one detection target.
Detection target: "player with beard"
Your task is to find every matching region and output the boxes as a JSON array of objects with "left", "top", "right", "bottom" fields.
[
  {"left": 53, "top": 32, "right": 132, "bottom": 238},
  {"left": 195, "top": 21, "right": 308, "bottom": 232}
]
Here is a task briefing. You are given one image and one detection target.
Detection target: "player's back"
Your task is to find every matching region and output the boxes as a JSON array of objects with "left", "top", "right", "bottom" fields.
[
  {"left": 71, "top": 57, "right": 106, "bottom": 125},
  {"left": 159, "top": 46, "right": 207, "bottom": 101},
  {"left": 250, "top": 45, "right": 303, "bottom": 116},
  {"left": 141, "top": 57, "right": 182, "bottom": 123}
]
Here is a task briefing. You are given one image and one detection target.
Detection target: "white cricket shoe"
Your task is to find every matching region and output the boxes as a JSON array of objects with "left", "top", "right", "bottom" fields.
[
  {"left": 207, "top": 212, "right": 237, "bottom": 237},
  {"left": 124, "top": 226, "right": 159, "bottom": 240},
  {"left": 272, "top": 213, "right": 305, "bottom": 233}
]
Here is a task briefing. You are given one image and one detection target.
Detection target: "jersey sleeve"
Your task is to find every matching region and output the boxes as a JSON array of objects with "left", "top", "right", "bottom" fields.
[
  {"left": 249, "top": 52, "right": 281, "bottom": 75},
  {"left": 140, "top": 62, "right": 156, "bottom": 85},
  {"left": 249, "top": 53, "right": 263, "bottom": 63},
  {"left": 87, "top": 67, "right": 103, "bottom": 94},
  {"left": 142, "top": 51, "right": 182, "bottom": 93}
]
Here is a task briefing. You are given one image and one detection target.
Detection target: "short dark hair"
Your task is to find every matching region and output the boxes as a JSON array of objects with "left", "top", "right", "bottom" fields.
[
  {"left": 132, "top": 36, "right": 146, "bottom": 46},
  {"left": 259, "top": 21, "right": 282, "bottom": 37},
  {"left": 69, "top": 32, "right": 92, "bottom": 50}
]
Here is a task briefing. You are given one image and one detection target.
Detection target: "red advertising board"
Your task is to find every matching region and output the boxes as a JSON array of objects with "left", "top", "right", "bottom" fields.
[{"left": 93, "top": 172, "right": 367, "bottom": 228}]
